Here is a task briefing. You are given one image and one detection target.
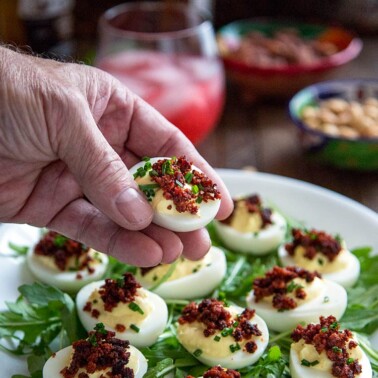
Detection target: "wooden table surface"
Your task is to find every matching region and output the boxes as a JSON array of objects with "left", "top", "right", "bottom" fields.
[{"left": 197, "top": 37, "right": 378, "bottom": 213}]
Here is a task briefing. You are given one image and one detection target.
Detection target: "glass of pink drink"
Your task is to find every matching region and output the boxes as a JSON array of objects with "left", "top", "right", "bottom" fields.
[{"left": 96, "top": 2, "right": 225, "bottom": 144}]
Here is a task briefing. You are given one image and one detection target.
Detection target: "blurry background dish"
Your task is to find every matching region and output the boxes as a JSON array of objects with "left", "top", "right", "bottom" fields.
[
  {"left": 217, "top": 19, "right": 363, "bottom": 101},
  {"left": 289, "top": 79, "right": 378, "bottom": 170}
]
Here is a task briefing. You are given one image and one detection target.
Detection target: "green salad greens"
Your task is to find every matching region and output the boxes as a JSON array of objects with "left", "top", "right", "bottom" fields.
[{"left": 1, "top": 221, "right": 377, "bottom": 378}]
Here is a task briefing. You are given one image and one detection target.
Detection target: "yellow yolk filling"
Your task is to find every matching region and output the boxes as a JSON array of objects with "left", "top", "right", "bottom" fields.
[
  {"left": 135, "top": 175, "right": 200, "bottom": 217},
  {"left": 34, "top": 249, "right": 102, "bottom": 272},
  {"left": 292, "top": 246, "right": 350, "bottom": 274},
  {"left": 177, "top": 310, "right": 262, "bottom": 358},
  {"left": 228, "top": 201, "right": 263, "bottom": 233},
  {"left": 88, "top": 288, "right": 151, "bottom": 329},
  {"left": 260, "top": 277, "right": 325, "bottom": 307},
  {"left": 139, "top": 254, "right": 211, "bottom": 284},
  {"left": 292, "top": 339, "right": 363, "bottom": 372}
]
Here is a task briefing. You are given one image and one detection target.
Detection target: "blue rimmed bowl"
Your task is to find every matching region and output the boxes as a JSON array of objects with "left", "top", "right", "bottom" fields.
[{"left": 289, "top": 79, "right": 378, "bottom": 170}]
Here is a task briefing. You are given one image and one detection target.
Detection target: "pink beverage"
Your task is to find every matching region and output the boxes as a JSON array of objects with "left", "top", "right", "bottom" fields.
[{"left": 97, "top": 51, "right": 224, "bottom": 144}]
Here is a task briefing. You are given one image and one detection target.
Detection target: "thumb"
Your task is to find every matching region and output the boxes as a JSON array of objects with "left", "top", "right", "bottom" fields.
[{"left": 58, "top": 104, "right": 153, "bottom": 231}]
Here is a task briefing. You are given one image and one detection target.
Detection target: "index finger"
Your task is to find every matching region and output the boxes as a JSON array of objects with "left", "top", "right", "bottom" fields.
[{"left": 126, "top": 95, "right": 233, "bottom": 220}]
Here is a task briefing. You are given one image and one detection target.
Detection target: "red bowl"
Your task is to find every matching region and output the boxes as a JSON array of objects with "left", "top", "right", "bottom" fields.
[{"left": 217, "top": 20, "right": 363, "bottom": 101}]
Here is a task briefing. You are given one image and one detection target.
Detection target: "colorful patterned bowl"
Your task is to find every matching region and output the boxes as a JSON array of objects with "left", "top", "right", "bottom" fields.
[
  {"left": 289, "top": 79, "right": 378, "bottom": 170},
  {"left": 217, "top": 19, "right": 363, "bottom": 101}
]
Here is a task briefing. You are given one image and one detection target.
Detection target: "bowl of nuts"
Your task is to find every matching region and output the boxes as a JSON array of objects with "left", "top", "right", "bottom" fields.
[
  {"left": 217, "top": 19, "right": 362, "bottom": 102},
  {"left": 289, "top": 79, "right": 378, "bottom": 170}
]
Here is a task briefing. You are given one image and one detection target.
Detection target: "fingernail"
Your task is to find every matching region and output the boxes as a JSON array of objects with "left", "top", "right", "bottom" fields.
[{"left": 116, "top": 188, "right": 152, "bottom": 229}]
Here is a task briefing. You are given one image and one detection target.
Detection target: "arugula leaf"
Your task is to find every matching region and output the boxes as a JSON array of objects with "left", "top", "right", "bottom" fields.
[
  {"left": 0, "top": 282, "right": 81, "bottom": 357},
  {"left": 144, "top": 358, "right": 175, "bottom": 378},
  {"left": 3, "top": 242, "right": 29, "bottom": 257}
]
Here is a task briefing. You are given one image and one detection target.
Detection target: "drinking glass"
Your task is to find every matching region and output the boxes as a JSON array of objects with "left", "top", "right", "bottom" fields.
[{"left": 96, "top": 2, "right": 225, "bottom": 144}]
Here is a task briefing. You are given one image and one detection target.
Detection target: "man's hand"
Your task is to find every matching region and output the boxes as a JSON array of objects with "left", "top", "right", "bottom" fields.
[{"left": 0, "top": 47, "right": 233, "bottom": 267}]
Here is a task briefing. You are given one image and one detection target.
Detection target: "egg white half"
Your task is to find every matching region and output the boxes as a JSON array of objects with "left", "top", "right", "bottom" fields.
[
  {"left": 43, "top": 343, "right": 147, "bottom": 378},
  {"left": 278, "top": 244, "right": 360, "bottom": 288},
  {"left": 130, "top": 157, "right": 221, "bottom": 232},
  {"left": 177, "top": 304, "right": 269, "bottom": 369},
  {"left": 136, "top": 246, "right": 227, "bottom": 299},
  {"left": 76, "top": 280, "right": 168, "bottom": 348},
  {"left": 290, "top": 341, "right": 372, "bottom": 378},
  {"left": 246, "top": 279, "right": 347, "bottom": 332},
  {"left": 26, "top": 248, "right": 108, "bottom": 293},
  {"left": 213, "top": 212, "right": 286, "bottom": 255}
]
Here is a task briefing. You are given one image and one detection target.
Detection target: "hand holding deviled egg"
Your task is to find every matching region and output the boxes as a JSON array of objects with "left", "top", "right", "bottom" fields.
[{"left": 130, "top": 156, "right": 221, "bottom": 232}]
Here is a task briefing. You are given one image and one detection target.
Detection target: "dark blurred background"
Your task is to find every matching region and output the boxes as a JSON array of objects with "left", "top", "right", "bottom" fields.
[{"left": 1, "top": 0, "right": 377, "bottom": 59}]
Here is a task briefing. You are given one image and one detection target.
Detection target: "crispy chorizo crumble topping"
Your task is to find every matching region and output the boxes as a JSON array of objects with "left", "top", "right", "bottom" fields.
[
  {"left": 221, "top": 194, "right": 273, "bottom": 227},
  {"left": 34, "top": 231, "right": 95, "bottom": 276},
  {"left": 84, "top": 273, "right": 141, "bottom": 317},
  {"left": 179, "top": 299, "right": 261, "bottom": 353},
  {"left": 253, "top": 266, "right": 321, "bottom": 311},
  {"left": 285, "top": 228, "right": 342, "bottom": 262},
  {"left": 134, "top": 156, "right": 221, "bottom": 214},
  {"left": 291, "top": 316, "right": 362, "bottom": 378},
  {"left": 60, "top": 324, "right": 134, "bottom": 378},
  {"left": 187, "top": 365, "right": 241, "bottom": 378}
]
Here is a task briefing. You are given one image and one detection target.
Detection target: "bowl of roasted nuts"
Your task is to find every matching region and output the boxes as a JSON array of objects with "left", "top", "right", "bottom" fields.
[
  {"left": 289, "top": 79, "right": 378, "bottom": 170},
  {"left": 217, "top": 19, "right": 362, "bottom": 101}
]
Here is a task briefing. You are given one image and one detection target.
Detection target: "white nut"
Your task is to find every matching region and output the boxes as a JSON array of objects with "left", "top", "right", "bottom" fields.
[{"left": 325, "top": 98, "right": 349, "bottom": 113}]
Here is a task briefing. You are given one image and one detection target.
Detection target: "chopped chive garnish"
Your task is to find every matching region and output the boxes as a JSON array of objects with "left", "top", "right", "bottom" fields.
[
  {"left": 193, "top": 349, "right": 202, "bottom": 357},
  {"left": 149, "top": 169, "right": 158, "bottom": 177},
  {"left": 162, "top": 160, "right": 173, "bottom": 175},
  {"left": 185, "top": 172, "right": 193, "bottom": 183},
  {"left": 301, "top": 359, "right": 319, "bottom": 367},
  {"left": 229, "top": 343, "right": 241, "bottom": 353},
  {"left": 321, "top": 327, "right": 328, "bottom": 332},
  {"left": 54, "top": 235, "right": 68, "bottom": 247},
  {"left": 192, "top": 185, "right": 199, "bottom": 194},
  {"left": 142, "top": 156, "right": 150, "bottom": 162},
  {"left": 330, "top": 321, "right": 339, "bottom": 329},
  {"left": 196, "top": 196, "right": 203, "bottom": 204},
  {"left": 332, "top": 346, "right": 342, "bottom": 353},
  {"left": 128, "top": 302, "right": 144, "bottom": 315},
  {"left": 221, "top": 327, "right": 233, "bottom": 337},
  {"left": 286, "top": 281, "right": 303, "bottom": 293},
  {"left": 94, "top": 323, "right": 107, "bottom": 334},
  {"left": 347, "top": 358, "right": 355, "bottom": 364},
  {"left": 214, "top": 335, "right": 221, "bottom": 342},
  {"left": 130, "top": 324, "right": 140, "bottom": 333}
]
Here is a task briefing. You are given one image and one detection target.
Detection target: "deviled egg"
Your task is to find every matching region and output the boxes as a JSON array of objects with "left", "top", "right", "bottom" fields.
[
  {"left": 43, "top": 323, "right": 147, "bottom": 378},
  {"left": 278, "top": 228, "right": 360, "bottom": 288},
  {"left": 26, "top": 231, "right": 108, "bottom": 292},
  {"left": 130, "top": 156, "right": 221, "bottom": 232},
  {"left": 187, "top": 366, "right": 241, "bottom": 378},
  {"left": 290, "top": 316, "right": 372, "bottom": 378},
  {"left": 246, "top": 266, "right": 347, "bottom": 332},
  {"left": 213, "top": 194, "right": 286, "bottom": 255},
  {"left": 76, "top": 272, "right": 167, "bottom": 348},
  {"left": 177, "top": 298, "right": 269, "bottom": 369},
  {"left": 135, "top": 246, "right": 227, "bottom": 299}
]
